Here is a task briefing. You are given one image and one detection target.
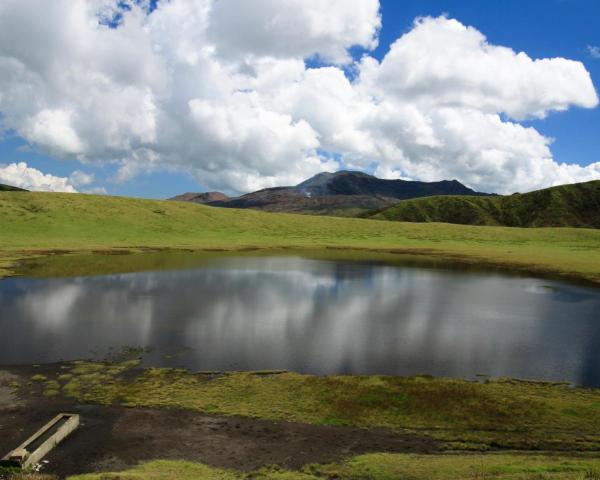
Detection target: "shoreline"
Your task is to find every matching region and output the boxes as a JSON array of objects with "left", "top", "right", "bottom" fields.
[
  {"left": 4, "top": 360, "right": 600, "bottom": 477},
  {"left": 2, "top": 243, "right": 599, "bottom": 287}
]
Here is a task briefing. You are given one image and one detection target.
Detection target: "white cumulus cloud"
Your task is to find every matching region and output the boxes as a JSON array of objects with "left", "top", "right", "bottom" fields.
[
  {"left": 0, "top": 1, "right": 597, "bottom": 194},
  {"left": 208, "top": 0, "right": 380, "bottom": 64},
  {"left": 364, "top": 17, "right": 597, "bottom": 120},
  {"left": 0, "top": 162, "right": 78, "bottom": 192}
]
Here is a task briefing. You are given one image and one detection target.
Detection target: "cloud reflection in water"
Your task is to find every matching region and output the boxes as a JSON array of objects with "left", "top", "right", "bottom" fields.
[{"left": 1, "top": 257, "right": 599, "bottom": 385}]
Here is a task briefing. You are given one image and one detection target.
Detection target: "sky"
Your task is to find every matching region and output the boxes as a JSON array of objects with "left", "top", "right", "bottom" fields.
[{"left": 0, "top": 0, "right": 598, "bottom": 198}]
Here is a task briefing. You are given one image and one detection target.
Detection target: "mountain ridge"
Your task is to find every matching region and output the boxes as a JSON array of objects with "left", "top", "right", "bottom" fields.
[
  {"left": 371, "top": 180, "right": 600, "bottom": 228},
  {"left": 170, "top": 171, "right": 488, "bottom": 216}
]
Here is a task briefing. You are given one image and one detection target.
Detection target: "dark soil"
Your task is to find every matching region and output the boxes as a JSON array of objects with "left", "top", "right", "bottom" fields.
[{"left": 0, "top": 366, "right": 438, "bottom": 478}]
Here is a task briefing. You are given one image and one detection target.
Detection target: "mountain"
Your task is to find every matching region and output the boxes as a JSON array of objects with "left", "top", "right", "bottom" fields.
[
  {"left": 170, "top": 191, "right": 229, "bottom": 204},
  {"left": 371, "top": 180, "right": 600, "bottom": 228},
  {"left": 0, "top": 183, "right": 27, "bottom": 192},
  {"left": 172, "top": 171, "right": 488, "bottom": 216},
  {"left": 294, "top": 171, "right": 483, "bottom": 198}
]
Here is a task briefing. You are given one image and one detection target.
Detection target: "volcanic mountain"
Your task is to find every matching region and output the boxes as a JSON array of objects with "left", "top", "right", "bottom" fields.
[
  {"left": 170, "top": 171, "right": 487, "bottom": 216},
  {"left": 170, "top": 191, "right": 229, "bottom": 204}
]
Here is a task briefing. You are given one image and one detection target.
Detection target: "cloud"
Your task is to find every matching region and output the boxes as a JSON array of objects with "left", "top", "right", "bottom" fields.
[
  {"left": 0, "top": 162, "right": 78, "bottom": 192},
  {"left": 0, "top": 1, "right": 597, "bottom": 194},
  {"left": 208, "top": 0, "right": 381, "bottom": 64},
  {"left": 365, "top": 17, "right": 598, "bottom": 120},
  {"left": 85, "top": 186, "right": 108, "bottom": 195},
  {"left": 69, "top": 170, "right": 94, "bottom": 187},
  {"left": 588, "top": 45, "right": 600, "bottom": 59},
  {"left": 21, "top": 109, "right": 86, "bottom": 156}
]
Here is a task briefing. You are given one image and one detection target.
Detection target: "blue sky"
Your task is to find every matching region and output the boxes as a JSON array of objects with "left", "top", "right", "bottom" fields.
[
  {"left": 0, "top": 0, "right": 598, "bottom": 198},
  {"left": 375, "top": 0, "right": 600, "bottom": 170}
]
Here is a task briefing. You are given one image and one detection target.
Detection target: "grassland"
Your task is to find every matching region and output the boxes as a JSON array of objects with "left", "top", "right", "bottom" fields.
[
  {"left": 1, "top": 191, "right": 599, "bottom": 283},
  {"left": 372, "top": 180, "right": 600, "bottom": 228}
]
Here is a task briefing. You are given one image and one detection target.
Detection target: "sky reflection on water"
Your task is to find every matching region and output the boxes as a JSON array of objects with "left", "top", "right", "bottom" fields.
[{"left": 1, "top": 256, "right": 599, "bottom": 385}]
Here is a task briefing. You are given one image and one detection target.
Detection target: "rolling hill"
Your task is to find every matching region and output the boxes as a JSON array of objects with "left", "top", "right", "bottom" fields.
[
  {"left": 1, "top": 190, "right": 599, "bottom": 284},
  {"left": 0, "top": 183, "right": 26, "bottom": 192},
  {"left": 170, "top": 171, "right": 488, "bottom": 216},
  {"left": 371, "top": 180, "right": 600, "bottom": 228}
]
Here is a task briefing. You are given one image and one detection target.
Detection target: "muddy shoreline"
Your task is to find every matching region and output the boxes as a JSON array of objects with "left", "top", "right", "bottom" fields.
[{"left": 0, "top": 364, "right": 438, "bottom": 478}]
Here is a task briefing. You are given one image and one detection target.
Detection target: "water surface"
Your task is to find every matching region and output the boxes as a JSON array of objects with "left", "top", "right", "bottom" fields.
[{"left": 1, "top": 255, "right": 599, "bottom": 385}]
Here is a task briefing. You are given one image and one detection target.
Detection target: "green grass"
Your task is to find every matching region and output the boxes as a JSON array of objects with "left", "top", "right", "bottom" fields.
[
  {"left": 67, "top": 460, "right": 238, "bottom": 480},
  {"left": 372, "top": 180, "right": 600, "bottom": 228},
  {"left": 34, "top": 361, "right": 600, "bottom": 452},
  {"left": 62, "top": 455, "right": 600, "bottom": 480},
  {"left": 1, "top": 191, "right": 599, "bottom": 283}
]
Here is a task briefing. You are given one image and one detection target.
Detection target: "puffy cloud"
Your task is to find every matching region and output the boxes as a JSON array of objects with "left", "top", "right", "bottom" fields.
[
  {"left": 22, "top": 109, "right": 85, "bottom": 156},
  {"left": 362, "top": 17, "right": 598, "bottom": 120},
  {"left": 208, "top": 0, "right": 381, "bottom": 64},
  {"left": 0, "top": 162, "right": 78, "bottom": 192},
  {"left": 0, "top": 2, "right": 597, "bottom": 195},
  {"left": 69, "top": 170, "right": 94, "bottom": 187}
]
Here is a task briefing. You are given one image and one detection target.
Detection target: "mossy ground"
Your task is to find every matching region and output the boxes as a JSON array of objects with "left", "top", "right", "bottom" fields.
[
  {"left": 0, "top": 191, "right": 599, "bottom": 284},
  {"left": 10, "top": 455, "right": 600, "bottom": 480},
  {"left": 28, "top": 361, "right": 600, "bottom": 452}
]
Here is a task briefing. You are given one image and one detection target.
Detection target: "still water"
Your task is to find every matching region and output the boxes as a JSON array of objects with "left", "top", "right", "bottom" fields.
[{"left": 1, "top": 255, "right": 599, "bottom": 385}]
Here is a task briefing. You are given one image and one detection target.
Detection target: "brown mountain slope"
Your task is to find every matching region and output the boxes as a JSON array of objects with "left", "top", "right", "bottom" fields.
[{"left": 171, "top": 171, "right": 488, "bottom": 216}]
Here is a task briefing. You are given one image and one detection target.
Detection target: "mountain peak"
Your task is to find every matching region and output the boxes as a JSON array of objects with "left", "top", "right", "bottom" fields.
[
  {"left": 170, "top": 191, "right": 229, "bottom": 203},
  {"left": 293, "top": 170, "right": 482, "bottom": 198},
  {"left": 170, "top": 171, "right": 488, "bottom": 216}
]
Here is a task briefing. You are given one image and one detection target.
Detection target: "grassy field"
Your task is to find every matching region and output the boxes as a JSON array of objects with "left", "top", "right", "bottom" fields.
[
  {"left": 1, "top": 191, "right": 599, "bottom": 283},
  {"left": 371, "top": 180, "right": 600, "bottom": 228}
]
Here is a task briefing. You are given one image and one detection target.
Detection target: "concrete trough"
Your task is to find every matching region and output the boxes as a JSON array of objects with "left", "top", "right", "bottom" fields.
[{"left": 1, "top": 413, "right": 79, "bottom": 468}]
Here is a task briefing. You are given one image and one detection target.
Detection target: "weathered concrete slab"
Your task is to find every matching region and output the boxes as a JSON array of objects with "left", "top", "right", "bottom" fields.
[{"left": 1, "top": 413, "right": 79, "bottom": 468}]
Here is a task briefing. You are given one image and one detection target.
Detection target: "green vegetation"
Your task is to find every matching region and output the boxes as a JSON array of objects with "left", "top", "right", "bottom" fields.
[
  {"left": 60, "top": 455, "right": 600, "bottom": 480},
  {"left": 372, "top": 180, "right": 600, "bottom": 228},
  {"left": 15, "top": 456, "right": 600, "bottom": 480},
  {"left": 11, "top": 452, "right": 600, "bottom": 480},
  {"left": 0, "top": 183, "right": 26, "bottom": 192},
  {"left": 1, "top": 191, "right": 599, "bottom": 283},
  {"left": 28, "top": 361, "right": 600, "bottom": 452}
]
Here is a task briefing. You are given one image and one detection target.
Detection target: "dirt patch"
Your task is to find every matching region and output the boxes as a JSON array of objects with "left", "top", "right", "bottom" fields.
[
  {"left": 0, "top": 370, "right": 22, "bottom": 409},
  {"left": 0, "top": 367, "right": 438, "bottom": 478}
]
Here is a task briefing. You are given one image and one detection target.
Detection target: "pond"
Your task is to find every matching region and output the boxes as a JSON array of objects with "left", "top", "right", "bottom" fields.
[{"left": 1, "top": 253, "right": 599, "bottom": 386}]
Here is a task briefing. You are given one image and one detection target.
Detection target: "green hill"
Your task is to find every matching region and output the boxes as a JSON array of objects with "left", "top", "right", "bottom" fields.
[
  {"left": 0, "top": 190, "right": 599, "bottom": 284},
  {"left": 0, "top": 183, "right": 26, "bottom": 191},
  {"left": 371, "top": 180, "right": 600, "bottom": 228}
]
